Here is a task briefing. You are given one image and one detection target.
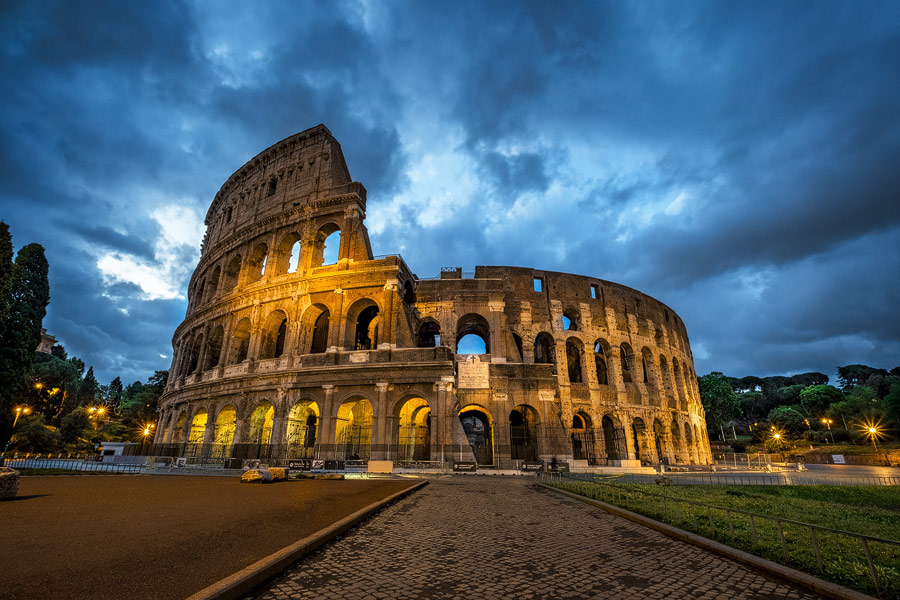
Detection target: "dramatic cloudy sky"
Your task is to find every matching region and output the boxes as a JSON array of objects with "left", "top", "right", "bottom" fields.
[{"left": 2, "top": 1, "right": 899, "bottom": 386}]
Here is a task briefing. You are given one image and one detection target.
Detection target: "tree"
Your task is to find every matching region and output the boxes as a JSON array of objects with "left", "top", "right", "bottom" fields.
[
  {"left": 737, "top": 391, "right": 769, "bottom": 420},
  {"left": 799, "top": 385, "right": 843, "bottom": 418},
  {"left": 10, "top": 414, "right": 61, "bottom": 453},
  {"left": 77, "top": 366, "right": 98, "bottom": 407},
  {"left": 108, "top": 376, "right": 124, "bottom": 408},
  {"left": 767, "top": 406, "right": 806, "bottom": 437},
  {"left": 837, "top": 364, "right": 887, "bottom": 391},
  {"left": 884, "top": 382, "right": 900, "bottom": 429},
  {"left": 789, "top": 372, "right": 829, "bottom": 387},
  {"left": 59, "top": 407, "right": 91, "bottom": 444},
  {"left": 50, "top": 343, "right": 67, "bottom": 360},
  {"left": 698, "top": 372, "right": 740, "bottom": 438},
  {"left": 0, "top": 239, "right": 50, "bottom": 450},
  {"left": 772, "top": 385, "right": 805, "bottom": 408},
  {"left": 30, "top": 351, "right": 83, "bottom": 423}
]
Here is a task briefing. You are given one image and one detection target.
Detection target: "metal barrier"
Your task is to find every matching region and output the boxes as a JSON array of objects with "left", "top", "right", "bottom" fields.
[
  {"left": 606, "top": 472, "right": 900, "bottom": 487},
  {"left": 545, "top": 473, "right": 900, "bottom": 597},
  {"left": 2, "top": 458, "right": 144, "bottom": 474}
]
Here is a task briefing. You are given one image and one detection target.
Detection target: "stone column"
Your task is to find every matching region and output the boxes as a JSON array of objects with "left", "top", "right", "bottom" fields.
[
  {"left": 380, "top": 280, "right": 397, "bottom": 349},
  {"left": 372, "top": 382, "right": 390, "bottom": 460},
  {"left": 319, "top": 385, "right": 336, "bottom": 458},
  {"left": 488, "top": 300, "right": 505, "bottom": 361},
  {"left": 435, "top": 377, "right": 454, "bottom": 466},
  {"left": 329, "top": 289, "right": 345, "bottom": 351}
]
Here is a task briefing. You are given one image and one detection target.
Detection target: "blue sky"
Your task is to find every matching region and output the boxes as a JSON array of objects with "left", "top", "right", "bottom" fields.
[{"left": 1, "top": 1, "right": 899, "bottom": 386}]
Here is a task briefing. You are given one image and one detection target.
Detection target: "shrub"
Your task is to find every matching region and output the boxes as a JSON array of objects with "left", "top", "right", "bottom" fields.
[
  {"left": 731, "top": 440, "right": 747, "bottom": 452},
  {"left": 11, "top": 415, "right": 61, "bottom": 453}
]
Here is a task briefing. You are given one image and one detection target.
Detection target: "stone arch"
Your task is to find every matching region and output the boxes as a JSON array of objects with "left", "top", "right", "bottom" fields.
[
  {"left": 632, "top": 417, "right": 647, "bottom": 462},
  {"left": 571, "top": 412, "right": 597, "bottom": 464},
  {"left": 170, "top": 410, "right": 187, "bottom": 444},
  {"left": 653, "top": 418, "right": 667, "bottom": 464},
  {"left": 416, "top": 319, "right": 441, "bottom": 348},
  {"left": 641, "top": 346, "right": 655, "bottom": 386},
  {"left": 670, "top": 416, "right": 682, "bottom": 463},
  {"left": 534, "top": 332, "right": 555, "bottom": 365},
  {"left": 187, "top": 333, "right": 204, "bottom": 374},
  {"left": 204, "top": 265, "right": 221, "bottom": 303},
  {"left": 565, "top": 337, "right": 584, "bottom": 383},
  {"left": 511, "top": 332, "right": 524, "bottom": 362},
  {"left": 204, "top": 325, "right": 225, "bottom": 370},
  {"left": 246, "top": 242, "right": 268, "bottom": 283},
  {"left": 213, "top": 404, "right": 237, "bottom": 448},
  {"left": 562, "top": 307, "right": 579, "bottom": 331},
  {"left": 509, "top": 404, "right": 539, "bottom": 461},
  {"left": 286, "top": 400, "right": 319, "bottom": 458},
  {"left": 274, "top": 231, "right": 302, "bottom": 275},
  {"left": 345, "top": 297, "right": 380, "bottom": 350},
  {"left": 228, "top": 317, "right": 251, "bottom": 364},
  {"left": 620, "top": 342, "right": 635, "bottom": 384},
  {"left": 402, "top": 280, "right": 416, "bottom": 305},
  {"left": 259, "top": 309, "right": 288, "bottom": 359},
  {"left": 246, "top": 400, "right": 275, "bottom": 445},
  {"left": 659, "top": 354, "right": 675, "bottom": 408},
  {"left": 456, "top": 313, "right": 490, "bottom": 354},
  {"left": 594, "top": 339, "right": 610, "bottom": 385},
  {"left": 222, "top": 254, "right": 241, "bottom": 292},
  {"left": 300, "top": 303, "right": 331, "bottom": 354},
  {"left": 685, "top": 422, "right": 698, "bottom": 463},
  {"left": 336, "top": 396, "right": 373, "bottom": 461},
  {"left": 394, "top": 396, "right": 431, "bottom": 461},
  {"left": 602, "top": 414, "right": 627, "bottom": 461},
  {"left": 313, "top": 222, "right": 341, "bottom": 267},
  {"left": 459, "top": 404, "right": 494, "bottom": 466},
  {"left": 672, "top": 358, "right": 686, "bottom": 410},
  {"left": 188, "top": 409, "right": 208, "bottom": 445}
]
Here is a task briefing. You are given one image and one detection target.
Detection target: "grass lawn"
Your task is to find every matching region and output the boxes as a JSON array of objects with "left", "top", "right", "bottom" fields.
[{"left": 549, "top": 479, "right": 900, "bottom": 599}]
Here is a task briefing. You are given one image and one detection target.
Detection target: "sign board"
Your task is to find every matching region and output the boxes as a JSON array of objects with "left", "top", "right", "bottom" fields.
[
  {"left": 349, "top": 352, "right": 368, "bottom": 363},
  {"left": 453, "top": 461, "right": 478, "bottom": 472},
  {"left": 521, "top": 462, "right": 543, "bottom": 472},
  {"left": 548, "top": 461, "right": 570, "bottom": 473},
  {"left": 323, "top": 460, "right": 345, "bottom": 470},
  {"left": 457, "top": 355, "right": 490, "bottom": 389},
  {"left": 832, "top": 454, "right": 846, "bottom": 464},
  {"left": 175, "top": 457, "right": 187, "bottom": 467},
  {"left": 539, "top": 390, "right": 555, "bottom": 403},
  {"left": 288, "top": 459, "right": 313, "bottom": 471}
]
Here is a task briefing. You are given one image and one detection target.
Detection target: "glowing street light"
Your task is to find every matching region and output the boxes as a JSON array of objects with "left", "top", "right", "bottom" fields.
[
  {"left": 821, "top": 418, "right": 834, "bottom": 444},
  {"left": 858, "top": 418, "right": 884, "bottom": 450},
  {"left": 4, "top": 406, "right": 31, "bottom": 454}
]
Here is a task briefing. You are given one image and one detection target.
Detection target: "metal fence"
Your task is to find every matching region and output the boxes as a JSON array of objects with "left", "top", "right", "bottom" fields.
[
  {"left": 599, "top": 472, "right": 900, "bottom": 487},
  {"left": 2, "top": 458, "right": 144, "bottom": 474},
  {"left": 545, "top": 473, "right": 900, "bottom": 597}
]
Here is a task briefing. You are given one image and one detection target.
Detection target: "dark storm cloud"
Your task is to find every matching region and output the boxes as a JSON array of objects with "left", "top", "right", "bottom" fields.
[{"left": 1, "top": 0, "right": 898, "bottom": 387}]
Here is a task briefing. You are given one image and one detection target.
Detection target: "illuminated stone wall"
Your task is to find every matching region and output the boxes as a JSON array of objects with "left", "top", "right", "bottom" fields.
[{"left": 157, "top": 124, "right": 713, "bottom": 468}]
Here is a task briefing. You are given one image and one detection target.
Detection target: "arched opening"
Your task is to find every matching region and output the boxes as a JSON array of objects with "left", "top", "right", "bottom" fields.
[
  {"left": 620, "top": 343, "right": 634, "bottom": 383},
  {"left": 571, "top": 413, "right": 596, "bottom": 464},
  {"left": 565, "top": 338, "right": 583, "bottom": 383},
  {"left": 511, "top": 332, "right": 524, "bottom": 362},
  {"left": 312, "top": 223, "right": 341, "bottom": 267},
  {"left": 416, "top": 319, "right": 441, "bottom": 348},
  {"left": 222, "top": 255, "right": 241, "bottom": 292},
  {"left": 534, "top": 332, "right": 555, "bottom": 365},
  {"left": 632, "top": 417, "right": 646, "bottom": 462},
  {"left": 286, "top": 401, "right": 319, "bottom": 459},
  {"left": 193, "top": 278, "right": 205, "bottom": 309},
  {"left": 602, "top": 415, "right": 626, "bottom": 461},
  {"left": 274, "top": 232, "right": 302, "bottom": 274},
  {"left": 671, "top": 418, "right": 682, "bottom": 463},
  {"left": 300, "top": 304, "right": 330, "bottom": 354},
  {"left": 459, "top": 406, "right": 493, "bottom": 466},
  {"left": 672, "top": 359, "right": 686, "bottom": 410},
  {"left": 356, "top": 306, "right": 380, "bottom": 350},
  {"left": 187, "top": 334, "right": 203, "bottom": 374},
  {"left": 188, "top": 411, "right": 207, "bottom": 444},
  {"left": 641, "top": 347, "right": 654, "bottom": 386},
  {"left": 562, "top": 308, "right": 579, "bottom": 331},
  {"left": 204, "top": 265, "right": 221, "bottom": 303},
  {"left": 259, "top": 310, "right": 288, "bottom": 359},
  {"left": 204, "top": 325, "right": 225, "bottom": 370},
  {"left": 653, "top": 419, "right": 667, "bottom": 465},
  {"left": 336, "top": 397, "right": 373, "bottom": 461},
  {"left": 247, "top": 401, "right": 275, "bottom": 445},
  {"left": 659, "top": 355, "right": 673, "bottom": 407},
  {"left": 212, "top": 405, "right": 236, "bottom": 457},
  {"left": 403, "top": 281, "right": 415, "bottom": 304},
  {"left": 170, "top": 412, "right": 186, "bottom": 444},
  {"left": 311, "top": 310, "right": 330, "bottom": 353},
  {"left": 456, "top": 313, "right": 490, "bottom": 354},
  {"left": 685, "top": 422, "right": 698, "bottom": 463},
  {"left": 594, "top": 340, "right": 608, "bottom": 385},
  {"left": 247, "top": 242, "right": 268, "bottom": 283},
  {"left": 228, "top": 318, "right": 251, "bottom": 364},
  {"left": 395, "top": 397, "right": 431, "bottom": 461},
  {"left": 509, "top": 405, "right": 539, "bottom": 461}
]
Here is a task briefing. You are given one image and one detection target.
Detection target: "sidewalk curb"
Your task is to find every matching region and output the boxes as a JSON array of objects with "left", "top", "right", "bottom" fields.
[
  {"left": 539, "top": 483, "right": 876, "bottom": 600},
  {"left": 187, "top": 480, "right": 428, "bottom": 600}
]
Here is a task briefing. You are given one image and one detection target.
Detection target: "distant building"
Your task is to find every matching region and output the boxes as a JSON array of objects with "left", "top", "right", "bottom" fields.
[{"left": 36, "top": 328, "right": 56, "bottom": 354}]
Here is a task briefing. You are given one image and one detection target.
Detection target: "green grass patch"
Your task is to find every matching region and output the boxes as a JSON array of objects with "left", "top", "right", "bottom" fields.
[{"left": 549, "top": 478, "right": 900, "bottom": 599}]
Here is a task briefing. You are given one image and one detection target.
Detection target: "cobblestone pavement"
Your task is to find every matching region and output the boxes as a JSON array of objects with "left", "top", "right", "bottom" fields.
[{"left": 255, "top": 476, "right": 820, "bottom": 599}]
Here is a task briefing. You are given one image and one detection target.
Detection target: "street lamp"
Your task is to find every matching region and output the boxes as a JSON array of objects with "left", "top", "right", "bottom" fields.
[
  {"left": 4, "top": 406, "right": 31, "bottom": 454},
  {"left": 821, "top": 418, "right": 834, "bottom": 444},
  {"left": 858, "top": 418, "right": 883, "bottom": 451}
]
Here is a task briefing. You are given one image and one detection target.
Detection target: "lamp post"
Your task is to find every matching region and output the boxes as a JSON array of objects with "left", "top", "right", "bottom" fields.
[
  {"left": 821, "top": 418, "right": 834, "bottom": 444},
  {"left": 867, "top": 426, "right": 879, "bottom": 450},
  {"left": 4, "top": 406, "right": 31, "bottom": 454}
]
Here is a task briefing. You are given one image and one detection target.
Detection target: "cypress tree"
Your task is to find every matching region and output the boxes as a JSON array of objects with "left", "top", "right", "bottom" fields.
[{"left": 0, "top": 240, "right": 51, "bottom": 450}]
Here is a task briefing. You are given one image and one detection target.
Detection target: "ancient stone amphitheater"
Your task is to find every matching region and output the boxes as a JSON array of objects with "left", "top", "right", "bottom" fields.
[{"left": 155, "top": 124, "right": 712, "bottom": 470}]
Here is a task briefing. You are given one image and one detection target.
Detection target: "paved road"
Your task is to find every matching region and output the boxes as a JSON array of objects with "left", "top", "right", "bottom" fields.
[{"left": 255, "top": 476, "right": 819, "bottom": 599}]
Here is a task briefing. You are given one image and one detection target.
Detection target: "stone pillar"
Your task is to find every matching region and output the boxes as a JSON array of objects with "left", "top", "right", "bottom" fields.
[
  {"left": 319, "top": 385, "right": 336, "bottom": 458},
  {"left": 488, "top": 300, "right": 505, "bottom": 361},
  {"left": 380, "top": 280, "right": 397, "bottom": 349},
  {"left": 372, "top": 383, "right": 390, "bottom": 460},
  {"left": 329, "top": 289, "right": 345, "bottom": 351},
  {"left": 436, "top": 377, "right": 454, "bottom": 466}
]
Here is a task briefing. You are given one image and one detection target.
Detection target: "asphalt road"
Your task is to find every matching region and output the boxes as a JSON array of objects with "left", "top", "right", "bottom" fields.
[{"left": 0, "top": 474, "right": 416, "bottom": 600}]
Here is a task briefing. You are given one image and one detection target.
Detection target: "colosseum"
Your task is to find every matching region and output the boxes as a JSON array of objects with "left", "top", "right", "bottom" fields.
[{"left": 154, "top": 124, "right": 712, "bottom": 471}]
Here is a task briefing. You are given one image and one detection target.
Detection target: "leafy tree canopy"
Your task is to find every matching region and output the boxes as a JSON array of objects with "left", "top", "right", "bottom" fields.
[
  {"left": 767, "top": 406, "right": 807, "bottom": 437},
  {"left": 838, "top": 364, "right": 888, "bottom": 391},
  {"left": 699, "top": 372, "right": 741, "bottom": 431},
  {"left": 799, "top": 384, "right": 843, "bottom": 418}
]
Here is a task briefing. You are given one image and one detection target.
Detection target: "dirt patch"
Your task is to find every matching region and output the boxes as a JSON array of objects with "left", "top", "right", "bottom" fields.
[{"left": 0, "top": 474, "right": 416, "bottom": 599}]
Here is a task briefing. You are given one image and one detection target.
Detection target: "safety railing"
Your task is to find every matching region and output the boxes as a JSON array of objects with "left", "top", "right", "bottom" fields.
[
  {"left": 1, "top": 458, "right": 144, "bottom": 474},
  {"left": 606, "top": 472, "right": 900, "bottom": 487},
  {"left": 544, "top": 473, "right": 900, "bottom": 598}
]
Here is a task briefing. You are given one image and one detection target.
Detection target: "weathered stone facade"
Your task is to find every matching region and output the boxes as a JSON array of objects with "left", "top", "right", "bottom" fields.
[{"left": 157, "top": 124, "right": 712, "bottom": 468}]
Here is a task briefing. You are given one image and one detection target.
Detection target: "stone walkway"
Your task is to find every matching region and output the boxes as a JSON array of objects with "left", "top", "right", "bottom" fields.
[{"left": 254, "top": 476, "right": 819, "bottom": 599}]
